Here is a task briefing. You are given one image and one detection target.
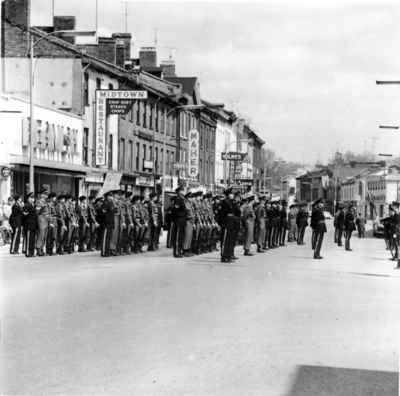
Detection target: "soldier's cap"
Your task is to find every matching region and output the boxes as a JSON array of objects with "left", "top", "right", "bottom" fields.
[
  {"left": 94, "top": 197, "right": 103, "bottom": 204},
  {"left": 89, "top": 193, "right": 97, "bottom": 200},
  {"left": 104, "top": 190, "right": 114, "bottom": 197},
  {"left": 245, "top": 193, "right": 255, "bottom": 201},
  {"left": 299, "top": 201, "right": 308, "bottom": 207},
  {"left": 131, "top": 195, "right": 140, "bottom": 202},
  {"left": 48, "top": 192, "right": 57, "bottom": 199},
  {"left": 149, "top": 192, "right": 157, "bottom": 199},
  {"left": 313, "top": 198, "right": 323, "bottom": 206},
  {"left": 224, "top": 187, "right": 233, "bottom": 196},
  {"left": 280, "top": 199, "right": 287, "bottom": 206},
  {"left": 259, "top": 195, "right": 267, "bottom": 201},
  {"left": 57, "top": 194, "right": 65, "bottom": 200},
  {"left": 204, "top": 192, "right": 212, "bottom": 199},
  {"left": 79, "top": 195, "right": 87, "bottom": 201},
  {"left": 65, "top": 193, "right": 73, "bottom": 199},
  {"left": 125, "top": 191, "right": 133, "bottom": 198},
  {"left": 26, "top": 192, "right": 34, "bottom": 199},
  {"left": 39, "top": 188, "right": 49, "bottom": 195},
  {"left": 175, "top": 186, "right": 184, "bottom": 193},
  {"left": 196, "top": 191, "right": 204, "bottom": 197},
  {"left": 13, "top": 194, "right": 21, "bottom": 201},
  {"left": 185, "top": 191, "right": 192, "bottom": 198},
  {"left": 140, "top": 195, "right": 146, "bottom": 201},
  {"left": 289, "top": 204, "right": 297, "bottom": 209}
]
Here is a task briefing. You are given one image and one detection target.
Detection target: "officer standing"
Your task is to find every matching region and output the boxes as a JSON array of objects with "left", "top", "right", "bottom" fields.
[
  {"left": 9, "top": 195, "right": 24, "bottom": 254},
  {"left": 242, "top": 194, "right": 255, "bottom": 256},
  {"left": 23, "top": 192, "right": 37, "bottom": 257},
  {"left": 100, "top": 190, "right": 116, "bottom": 257},
  {"left": 56, "top": 194, "right": 67, "bottom": 255},
  {"left": 76, "top": 196, "right": 90, "bottom": 252},
  {"left": 183, "top": 191, "right": 194, "bottom": 257},
  {"left": 171, "top": 186, "right": 186, "bottom": 258},
  {"left": 264, "top": 200, "right": 273, "bottom": 250},
  {"left": 120, "top": 192, "right": 133, "bottom": 255},
  {"left": 296, "top": 202, "right": 308, "bottom": 245},
  {"left": 109, "top": 190, "right": 122, "bottom": 256},
  {"left": 35, "top": 188, "right": 49, "bottom": 256},
  {"left": 148, "top": 192, "right": 159, "bottom": 251},
  {"left": 255, "top": 195, "right": 266, "bottom": 253},
  {"left": 87, "top": 194, "right": 99, "bottom": 251},
  {"left": 165, "top": 197, "right": 176, "bottom": 249},
  {"left": 335, "top": 204, "right": 345, "bottom": 247},
  {"left": 344, "top": 203, "right": 356, "bottom": 251},
  {"left": 313, "top": 199, "right": 326, "bottom": 259},
  {"left": 390, "top": 201, "right": 400, "bottom": 268},
  {"left": 46, "top": 192, "right": 58, "bottom": 255},
  {"left": 279, "top": 200, "right": 288, "bottom": 246},
  {"left": 287, "top": 204, "right": 297, "bottom": 243},
  {"left": 131, "top": 195, "right": 142, "bottom": 253}
]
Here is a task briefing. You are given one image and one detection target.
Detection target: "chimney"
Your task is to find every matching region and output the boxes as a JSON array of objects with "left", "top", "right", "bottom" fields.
[
  {"left": 139, "top": 47, "right": 157, "bottom": 68},
  {"left": 160, "top": 60, "right": 176, "bottom": 77},
  {"left": 53, "top": 16, "right": 76, "bottom": 44},
  {"left": 97, "top": 37, "right": 116, "bottom": 64},
  {"left": 112, "top": 33, "right": 132, "bottom": 68},
  {"left": 2, "top": 0, "right": 29, "bottom": 28}
]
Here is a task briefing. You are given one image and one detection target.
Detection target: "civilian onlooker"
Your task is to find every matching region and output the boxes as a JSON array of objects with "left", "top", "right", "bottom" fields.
[{"left": 355, "top": 212, "right": 366, "bottom": 238}]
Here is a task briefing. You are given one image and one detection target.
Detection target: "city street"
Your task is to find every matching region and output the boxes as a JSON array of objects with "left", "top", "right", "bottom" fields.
[{"left": 1, "top": 224, "right": 399, "bottom": 396}]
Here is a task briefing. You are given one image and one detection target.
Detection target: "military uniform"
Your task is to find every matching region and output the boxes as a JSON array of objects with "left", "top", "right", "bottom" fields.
[
  {"left": 296, "top": 205, "right": 308, "bottom": 245},
  {"left": 76, "top": 196, "right": 90, "bottom": 252},
  {"left": 46, "top": 193, "right": 59, "bottom": 255},
  {"left": 241, "top": 195, "right": 255, "bottom": 255},
  {"left": 279, "top": 204, "right": 288, "bottom": 246},
  {"left": 56, "top": 196, "right": 68, "bottom": 255},
  {"left": 65, "top": 197, "right": 78, "bottom": 254},
  {"left": 121, "top": 194, "right": 133, "bottom": 254},
  {"left": 35, "top": 191, "right": 50, "bottom": 256},
  {"left": 313, "top": 200, "right": 326, "bottom": 259},
  {"left": 101, "top": 193, "right": 116, "bottom": 257},
  {"left": 131, "top": 197, "right": 143, "bottom": 253},
  {"left": 87, "top": 197, "right": 99, "bottom": 251},
  {"left": 110, "top": 193, "right": 122, "bottom": 255},
  {"left": 255, "top": 198, "right": 266, "bottom": 252},
  {"left": 148, "top": 193, "right": 160, "bottom": 251},
  {"left": 10, "top": 198, "right": 24, "bottom": 254},
  {"left": 344, "top": 207, "right": 356, "bottom": 251},
  {"left": 183, "top": 193, "right": 194, "bottom": 256},
  {"left": 23, "top": 194, "right": 37, "bottom": 257},
  {"left": 171, "top": 188, "right": 186, "bottom": 257}
]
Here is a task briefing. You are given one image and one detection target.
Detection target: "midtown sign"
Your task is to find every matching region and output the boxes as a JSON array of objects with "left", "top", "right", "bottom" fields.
[{"left": 95, "top": 90, "right": 147, "bottom": 166}]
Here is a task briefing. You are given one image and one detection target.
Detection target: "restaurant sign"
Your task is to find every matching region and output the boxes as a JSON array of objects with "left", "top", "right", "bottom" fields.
[{"left": 95, "top": 90, "right": 147, "bottom": 166}]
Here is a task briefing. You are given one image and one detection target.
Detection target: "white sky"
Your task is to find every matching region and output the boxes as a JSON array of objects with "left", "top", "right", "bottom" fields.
[{"left": 32, "top": 0, "right": 400, "bottom": 164}]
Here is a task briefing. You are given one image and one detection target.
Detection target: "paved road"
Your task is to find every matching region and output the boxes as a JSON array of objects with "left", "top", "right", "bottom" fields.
[{"left": 1, "top": 224, "right": 399, "bottom": 395}]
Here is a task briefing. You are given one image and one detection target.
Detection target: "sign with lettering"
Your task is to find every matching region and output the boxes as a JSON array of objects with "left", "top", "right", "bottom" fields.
[
  {"left": 188, "top": 129, "right": 199, "bottom": 178},
  {"left": 98, "top": 171, "right": 122, "bottom": 196},
  {"left": 221, "top": 152, "right": 247, "bottom": 161},
  {"left": 95, "top": 90, "right": 147, "bottom": 166}
]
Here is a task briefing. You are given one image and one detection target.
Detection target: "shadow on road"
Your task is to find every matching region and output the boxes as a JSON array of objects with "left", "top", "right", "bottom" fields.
[{"left": 286, "top": 365, "right": 398, "bottom": 396}]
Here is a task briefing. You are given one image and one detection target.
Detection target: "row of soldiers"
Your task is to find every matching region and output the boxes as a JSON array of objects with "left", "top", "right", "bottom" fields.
[
  {"left": 380, "top": 200, "right": 400, "bottom": 268},
  {"left": 168, "top": 186, "right": 315, "bottom": 262},
  {"left": 8, "top": 188, "right": 163, "bottom": 257}
]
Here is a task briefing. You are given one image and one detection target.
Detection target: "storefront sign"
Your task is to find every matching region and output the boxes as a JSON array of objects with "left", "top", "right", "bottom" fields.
[
  {"left": 135, "top": 175, "right": 154, "bottom": 187},
  {"left": 1, "top": 167, "right": 11, "bottom": 178},
  {"left": 95, "top": 90, "right": 147, "bottom": 166},
  {"left": 221, "top": 152, "right": 247, "bottom": 161},
  {"left": 188, "top": 129, "right": 199, "bottom": 178}
]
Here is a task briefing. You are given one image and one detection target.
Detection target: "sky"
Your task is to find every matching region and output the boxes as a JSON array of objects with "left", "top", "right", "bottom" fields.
[{"left": 32, "top": 0, "right": 400, "bottom": 164}]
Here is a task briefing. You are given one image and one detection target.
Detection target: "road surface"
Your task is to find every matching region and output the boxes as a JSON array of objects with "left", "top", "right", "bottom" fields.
[{"left": 1, "top": 224, "right": 399, "bottom": 395}]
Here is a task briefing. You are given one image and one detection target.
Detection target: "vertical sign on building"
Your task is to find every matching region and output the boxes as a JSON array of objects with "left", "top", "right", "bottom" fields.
[
  {"left": 95, "top": 90, "right": 147, "bottom": 166},
  {"left": 188, "top": 128, "right": 199, "bottom": 178}
]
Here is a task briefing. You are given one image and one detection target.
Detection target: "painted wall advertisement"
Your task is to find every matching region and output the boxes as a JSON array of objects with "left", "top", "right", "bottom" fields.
[
  {"left": 95, "top": 90, "right": 147, "bottom": 166},
  {"left": 188, "top": 129, "right": 199, "bottom": 178}
]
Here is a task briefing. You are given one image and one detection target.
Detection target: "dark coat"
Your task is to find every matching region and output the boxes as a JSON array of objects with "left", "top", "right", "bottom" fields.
[
  {"left": 313, "top": 209, "right": 327, "bottom": 233},
  {"left": 23, "top": 202, "right": 38, "bottom": 231},
  {"left": 296, "top": 209, "right": 308, "bottom": 227},
  {"left": 344, "top": 211, "right": 356, "bottom": 231},
  {"left": 101, "top": 199, "right": 117, "bottom": 227},
  {"left": 10, "top": 203, "right": 23, "bottom": 228}
]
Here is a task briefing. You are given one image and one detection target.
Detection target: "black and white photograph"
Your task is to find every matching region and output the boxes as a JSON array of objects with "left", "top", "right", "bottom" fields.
[{"left": 0, "top": 0, "right": 399, "bottom": 394}]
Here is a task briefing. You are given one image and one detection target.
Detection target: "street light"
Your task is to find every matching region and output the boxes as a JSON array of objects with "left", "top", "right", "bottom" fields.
[{"left": 28, "top": 29, "right": 96, "bottom": 194}]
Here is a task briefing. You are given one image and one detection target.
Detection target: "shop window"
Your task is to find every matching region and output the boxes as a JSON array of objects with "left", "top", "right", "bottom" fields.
[
  {"left": 143, "top": 144, "right": 147, "bottom": 171},
  {"left": 135, "top": 142, "right": 140, "bottom": 170},
  {"left": 136, "top": 102, "right": 140, "bottom": 126},
  {"left": 129, "top": 140, "right": 133, "bottom": 170},
  {"left": 96, "top": 78, "right": 101, "bottom": 90},
  {"left": 143, "top": 104, "right": 147, "bottom": 128},
  {"left": 119, "top": 138, "right": 125, "bottom": 170},
  {"left": 83, "top": 127, "right": 89, "bottom": 165},
  {"left": 84, "top": 72, "right": 89, "bottom": 106}
]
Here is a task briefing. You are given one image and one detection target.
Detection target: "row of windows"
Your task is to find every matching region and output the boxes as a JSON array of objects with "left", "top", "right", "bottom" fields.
[
  {"left": 118, "top": 138, "right": 175, "bottom": 175},
  {"left": 368, "top": 180, "right": 386, "bottom": 191}
]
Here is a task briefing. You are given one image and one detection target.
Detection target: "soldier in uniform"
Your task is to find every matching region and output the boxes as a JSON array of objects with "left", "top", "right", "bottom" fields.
[
  {"left": 270, "top": 201, "right": 280, "bottom": 248},
  {"left": 76, "top": 196, "right": 90, "bottom": 252},
  {"left": 109, "top": 190, "right": 122, "bottom": 256},
  {"left": 205, "top": 192, "right": 219, "bottom": 252},
  {"left": 313, "top": 198, "right": 326, "bottom": 259},
  {"left": 344, "top": 203, "right": 356, "bottom": 251},
  {"left": 130, "top": 195, "right": 143, "bottom": 253},
  {"left": 310, "top": 202, "right": 317, "bottom": 250},
  {"left": 190, "top": 192, "right": 201, "bottom": 255},
  {"left": 23, "top": 192, "right": 37, "bottom": 257},
  {"left": 9, "top": 195, "right": 24, "bottom": 254},
  {"left": 100, "top": 190, "right": 116, "bottom": 257},
  {"left": 147, "top": 192, "right": 160, "bottom": 251},
  {"left": 119, "top": 192, "right": 133, "bottom": 255},
  {"left": 287, "top": 204, "right": 297, "bottom": 243},
  {"left": 171, "top": 186, "right": 186, "bottom": 258},
  {"left": 296, "top": 202, "right": 308, "bottom": 245},
  {"left": 241, "top": 193, "right": 255, "bottom": 256},
  {"left": 46, "top": 192, "right": 58, "bottom": 255},
  {"left": 140, "top": 196, "right": 150, "bottom": 250},
  {"left": 255, "top": 195, "right": 266, "bottom": 253},
  {"left": 335, "top": 204, "right": 345, "bottom": 247},
  {"left": 390, "top": 202, "right": 400, "bottom": 268},
  {"left": 87, "top": 194, "right": 99, "bottom": 251},
  {"left": 35, "top": 188, "right": 49, "bottom": 256},
  {"left": 94, "top": 197, "right": 104, "bottom": 251},
  {"left": 183, "top": 191, "right": 194, "bottom": 257},
  {"left": 65, "top": 194, "right": 77, "bottom": 254},
  {"left": 56, "top": 194, "right": 67, "bottom": 255},
  {"left": 156, "top": 195, "right": 163, "bottom": 250},
  {"left": 263, "top": 200, "right": 272, "bottom": 250},
  {"left": 279, "top": 200, "right": 288, "bottom": 246}
]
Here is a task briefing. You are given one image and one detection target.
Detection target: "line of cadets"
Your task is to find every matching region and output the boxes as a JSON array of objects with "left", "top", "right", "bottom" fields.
[
  {"left": 8, "top": 188, "right": 163, "bottom": 257},
  {"left": 9, "top": 186, "right": 330, "bottom": 260},
  {"left": 168, "top": 186, "right": 328, "bottom": 262}
]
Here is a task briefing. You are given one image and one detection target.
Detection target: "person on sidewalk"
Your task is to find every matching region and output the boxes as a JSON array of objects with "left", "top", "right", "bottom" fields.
[
  {"left": 344, "top": 204, "right": 356, "bottom": 251},
  {"left": 171, "top": 186, "right": 186, "bottom": 258},
  {"left": 241, "top": 193, "right": 255, "bottom": 256},
  {"left": 9, "top": 195, "right": 23, "bottom": 254},
  {"left": 100, "top": 191, "right": 116, "bottom": 257},
  {"left": 287, "top": 204, "right": 297, "bottom": 243},
  {"left": 336, "top": 204, "right": 345, "bottom": 247},
  {"left": 313, "top": 199, "right": 326, "bottom": 259},
  {"left": 147, "top": 192, "right": 160, "bottom": 252},
  {"left": 35, "top": 188, "right": 49, "bottom": 257}
]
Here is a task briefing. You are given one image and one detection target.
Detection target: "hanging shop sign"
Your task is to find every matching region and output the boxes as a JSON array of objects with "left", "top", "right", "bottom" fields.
[
  {"left": 95, "top": 90, "right": 147, "bottom": 166},
  {"left": 221, "top": 152, "right": 247, "bottom": 161},
  {"left": 98, "top": 171, "right": 122, "bottom": 196},
  {"left": 188, "top": 128, "right": 199, "bottom": 178}
]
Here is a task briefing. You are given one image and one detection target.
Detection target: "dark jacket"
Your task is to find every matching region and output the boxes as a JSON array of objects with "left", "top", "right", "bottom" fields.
[
  {"left": 23, "top": 202, "right": 38, "bottom": 231},
  {"left": 101, "top": 199, "right": 117, "bottom": 227},
  {"left": 344, "top": 211, "right": 356, "bottom": 231},
  {"left": 10, "top": 203, "right": 23, "bottom": 228},
  {"left": 296, "top": 209, "right": 308, "bottom": 227},
  {"left": 313, "top": 209, "right": 327, "bottom": 233}
]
